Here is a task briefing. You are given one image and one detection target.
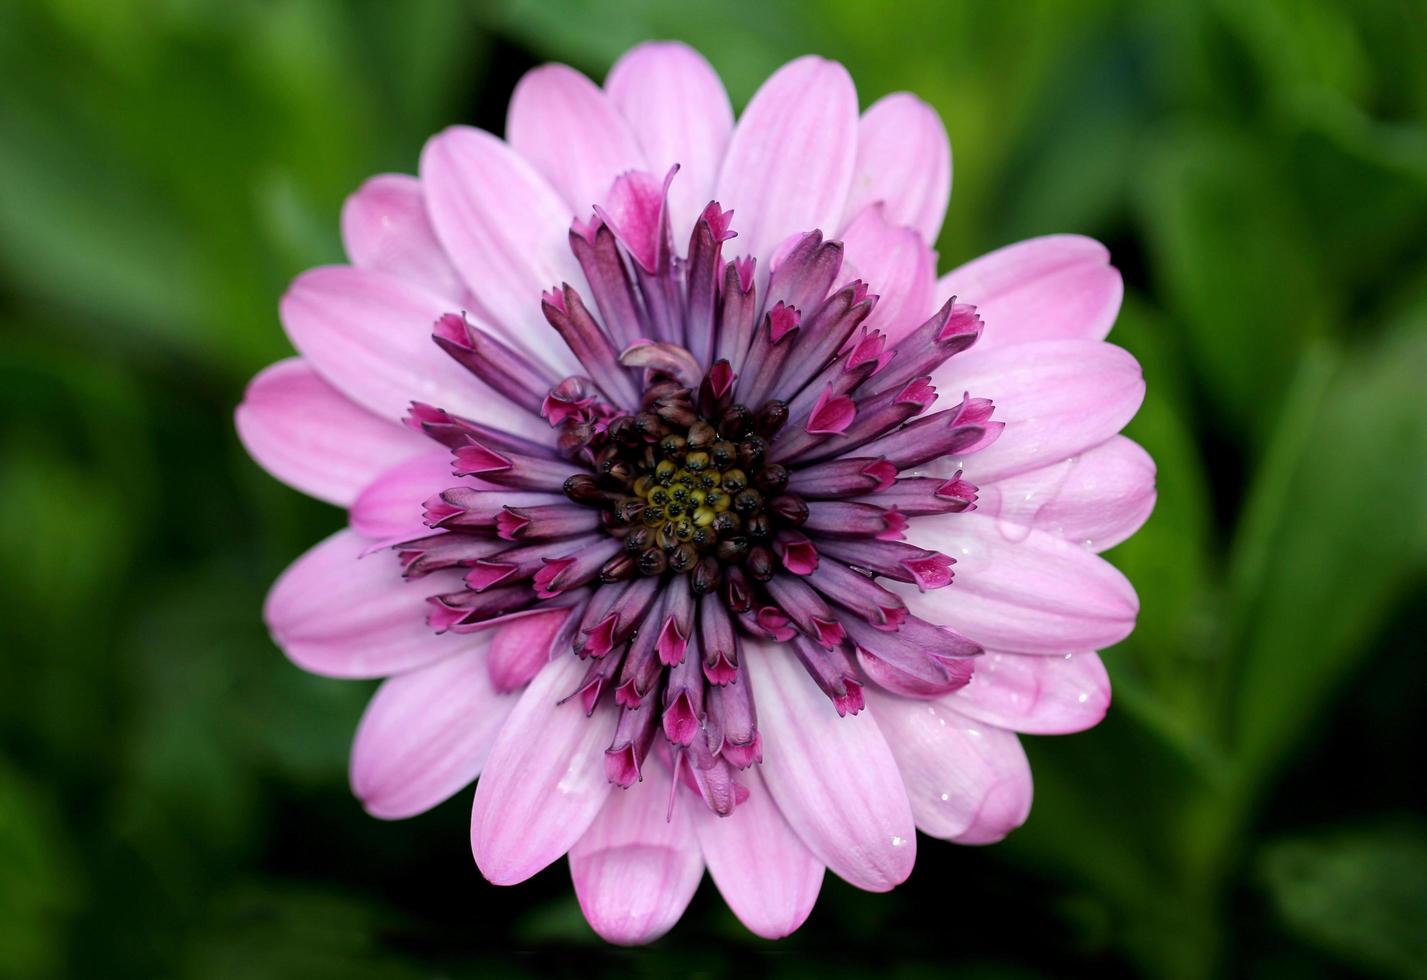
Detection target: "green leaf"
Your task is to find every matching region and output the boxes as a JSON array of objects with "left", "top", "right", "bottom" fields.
[
  {"left": 1102, "top": 298, "right": 1218, "bottom": 746},
  {"left": 1212, "top": 0, "right": 1427, "bottom": 122},
  {"left": 0, "top": 1, "right": 481, "bottom": 374},
  {"left": 1225, "top": 292, "right": 1427, "bottom": 786},
  {"left": 1260, "top": 821, "right": 1427, "bottom": 979},
  {"left": 0, "top": 336, "right": 154, "bottom": 761},
  {"left": 1278, "top": 99, "right": 1427, "bottom": 300},
  {"left": 185, "top": 880, "right": 428, "bottom": 980},
  {"left": 1135, "top": 125, "right": 1331, "bottom": 441},
  {"left": 0, "top": 761, "right": 80, "bottom": 980},
  {"left": 1006, "top": 710, "right": 1222, "bottom": 980}
]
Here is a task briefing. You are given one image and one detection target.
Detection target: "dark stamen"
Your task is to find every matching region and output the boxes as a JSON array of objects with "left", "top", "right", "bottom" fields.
[{"left": 561, "top": 366, "right": 812, "bottom": 583}]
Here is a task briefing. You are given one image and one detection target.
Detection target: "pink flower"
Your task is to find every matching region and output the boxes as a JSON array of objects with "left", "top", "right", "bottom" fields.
[{"left": 237, "top": 42, "right": 1153, "bottom": 944}]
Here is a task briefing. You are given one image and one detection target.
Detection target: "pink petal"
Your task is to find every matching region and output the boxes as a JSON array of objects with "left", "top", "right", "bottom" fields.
[
  {"left": 806, "top": 386, "right": 856, "bottom": 434},
  {"left": 595, "top": 169, "right": 672, "bottom": 275},
  {"left": 568, "top": 759, "right": 703, "bottom": 945},
  {"left": 280, "top": 265, "right": 548, "bottom": 440},
  {"left": 236, "top": 358, "right": 428, "bottom": 507},
  {"left": 419, "top": 126, "right": 583, "bottom": 376},
  {"left": 350, "top": 639, "right": 518, "bottom": 819},
  {"left": 340, "top": 173, "right": 467, "bottom": 301},
  {"left": 605, "top": 41, "right": 734, "bottom": 238},
  {"left": 974, "top": 435, "right": 1157, "bottom": 552},
  {"left": 841, "top": 203, "right": 937, "bottom": 344},
  {"left": 470, "top": 653, "right": 615, "bottom": 885},
  {"left": 349, "top": 451, "right": 468, "bottom": 541},
  {"left": 264, "top": 529, "right": 471, "bottom": 678},
  {"left": 865, "top": 689, "right": 1032, "bottom": 844},
  {"left": 902, "top": 513, "right": 1139, "bottom": 654},
  {"left": 507, "top": 63, "right": 647, "bottom": 214},
  {"left": 840, "top": 93, "right": 952, "bottom": 243},
  {"left": 935, "top": 235, "right": 1123, "bottom": 350},
  {"left": 714, "top": 56, "right": 858, "bottom": 267},
  {"left": 745, "top": 639, "right": 917, "bottom": 892},
  {"left": 487, "top": 609, "right": 571, "bottom": 693},
  {"left": 952, "top": 651, "right": 1111, "bottom": 735},
  {"left": 693, "top": 764, "right": 824, "bottom": 939},
  {"left": 927, "top": 339, "right": 1144, "bottom": 484}
]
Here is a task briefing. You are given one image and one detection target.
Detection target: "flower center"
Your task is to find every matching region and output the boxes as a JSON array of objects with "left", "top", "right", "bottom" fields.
[
  {"left": 564, "top": 379, "right": 811, "bottom": 593},
  {"left": 405, "top": 176, "right": 998, "bottom": 811}
]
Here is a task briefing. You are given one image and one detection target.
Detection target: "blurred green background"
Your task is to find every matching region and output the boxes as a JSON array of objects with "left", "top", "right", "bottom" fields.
[{"left": 2, "top": 0, "right": 1426, "bottom": 977}]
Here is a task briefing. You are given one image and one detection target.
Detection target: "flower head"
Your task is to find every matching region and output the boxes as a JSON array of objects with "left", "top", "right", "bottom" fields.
[{"left": 238, "top": 42, "right": 1152, "bottom": 944}]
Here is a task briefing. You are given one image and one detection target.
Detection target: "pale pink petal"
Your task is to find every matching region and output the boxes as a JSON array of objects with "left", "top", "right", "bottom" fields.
[
  {"left": 236, "top": 358, "right": 428, "bottom": 507},
  {"left": 568, "top": 760, "right": 703, "bottom": 945},
  {"left": 841, "top": 203, "right": 936, "bottom": 344},
  {"left": 715, "top": 56, "right": 858, "bottom": 267},
  {"left": 925, "top": 339, "right": 1144, "bottom": 484},
  {"left": 348, "top": 451, "right": 464, "bottom": 540},
  {"left": 865, "top": 689, "right": 1032, "bottom": 845},
  {"left": 340, "top": 174, "right": 467, "bottom": 301},
  {"left": 900, "top": 513, "right": 1139, "bottom": 654},
  {"left": 840, "top": 93, "right": 952, "bottom": 243},
  {"left": 470, "top": 653, "right": 615, "bottom": 885},
  {"left": 507, "top": 64, "right": 647, "bottom": 214},
  {"left": 936, "top": 235, "right": 1123, "bottom": 350},
  {"left": 953, "top": 651, "right": 1111, "bottom": 735},
  {"left": 746, "top": 639, "right": 916, "bottom": 892},
  {"left": 605, "top": 41, "right": 734, "bottom": 238},
  {"left": 973, "top": 436, "right": 1157, "bottom": 552},
  {"left": 350, "top": 639, "right": 518, "bottom": 819},
  {"left": 280, "top": 265, "right": 548, "bottom": 440},
  {"left": 419, "top": 126, "right": 583, "bottom": 376},
  {"left": 694, "top": 764, "right": 824, "bottom": 939},
  {"left": 264, "top": 529, "right": 471, "bottom": 678}
]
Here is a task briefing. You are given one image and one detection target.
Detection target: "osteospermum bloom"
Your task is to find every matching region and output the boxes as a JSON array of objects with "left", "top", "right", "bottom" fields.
[{"left": 237, "top": 42, "right": 1153, "bottom": 943}]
